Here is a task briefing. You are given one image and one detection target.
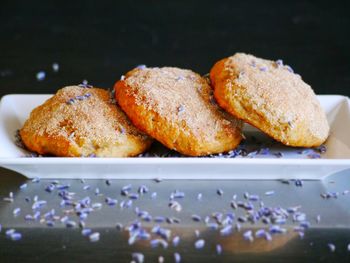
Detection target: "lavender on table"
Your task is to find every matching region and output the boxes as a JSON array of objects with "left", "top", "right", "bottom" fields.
[
  {"left": 217, "top": 189, "right": 224, "bottom": 196},
  {"left": 216, "top": 244, "right": 222, "bottom": 255},
  {"left": 295, "top": 180, "right": 303, "bottom": 187},
  {"left": 220, "top": 225, "right": 232, "bottom": 236},
  {"left": 328, "top": 243, "right": 336, "bottom": 252},
  {"left": 169, "top": 200, "right": 182, "bottom": 212},
  {"left": 81, "top": 228, "right": 92, "bottom": 236},
  {"left": 19, "top": 183, "right": 28, "bottom": 189},
  {"left": 52, "top": 62, "right": 59, "bottom": 72},
  {"left": 243, "top": 230, "right": 254, "bottom": 242},
  {"left": 191, "top": 214, "right": 202, "bottom": 222},
  {"left": 265, "top": 190, "right": 275, "bottom": 196},
  {"left": 36, "top": 71, "right": 46, "bottom": 81},
  {"left": 10, "top": 232, "right": 22, "bottom": 241},
  {"left": 89, "top": 232, "right": 100, "bottom": 242},
  {"left": 154, "top": 177, "right": 163, "bottom": 183},
  {"left": 2, "top": 171, "right": 347, "bottom": 261},
  {"left": 172, "top": 236, "right": 180, "bottom": 247},
  {"left": 194, "top": 239, "right": 205, "bottom": 249},
  {"left": 174, "top": 252, "right": 181, "bottom": 263},
  {"left": 6, "top": 229, "right": 16, "bottom": 236},
  {"left": 132, "top": 252, "right": 145, "bottom": 263},
  {"left": 13, "top": 208, "right": 21, "bottom": 216},
  {"left": 150, "top": 239, "right": 168, "bottom": 249}
]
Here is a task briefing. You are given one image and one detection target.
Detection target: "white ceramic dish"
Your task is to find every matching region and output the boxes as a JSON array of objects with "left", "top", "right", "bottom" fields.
[{"left": 0, "top": 94, "right": 350, "bottom": 180}]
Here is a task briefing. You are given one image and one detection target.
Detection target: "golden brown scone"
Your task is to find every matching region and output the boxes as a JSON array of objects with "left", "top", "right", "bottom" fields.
[
  {"left": 115, "top": 67, "right": 243, "bottom": 156},
  {"left": 210, "top": 53, "right": 329, "bottom": 147},
  {"left": 20, "top": 86, "right": 152, "bottom": 157}
]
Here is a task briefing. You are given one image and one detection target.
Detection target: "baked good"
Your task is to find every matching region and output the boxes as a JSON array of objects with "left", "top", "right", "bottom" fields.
[
  {"left": 114, "top": 66, "right": 243, "bottom": 156},
  {"left": 210, "top": 53, "right": 329, "bottom": 147},
  {"left": 20, "top": 85, "right": 152, "bottom": 157}
]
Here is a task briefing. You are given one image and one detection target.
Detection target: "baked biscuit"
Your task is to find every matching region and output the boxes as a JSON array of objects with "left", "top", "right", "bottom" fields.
[
  {"left": 115, "top": 67, "right": 243, "bottom": 156},
  {"left": 210, "top": 53, "right": 329, "bottom": 147},
  {"left": 20, "top": 86, "right": 152, "bottom": 157}
]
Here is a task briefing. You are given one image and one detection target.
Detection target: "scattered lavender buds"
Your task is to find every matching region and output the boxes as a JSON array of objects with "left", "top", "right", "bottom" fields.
[
  {"left": 10, "top": 232, "right": 22, "bottom": 241},
  {"left": 285, "top": 65, "right": 294, "bottom": 73},
  {"left": 89, "top": 232, "right": 100, "bottom": 242},
  {"left": 275, "top": 59, "right": 283, "bottom": 67},
  {"left": 131, "top": 252, "right": 144, "bottom": 263},
  {"left": 1, "top": 165, "right": 346, "bottom": 262},
  {"left": 328, "top": 243, "right": 336, "bottom": 252},
  {"left": 194, "top": 239, "right": 205, "bottom": 249},
  {"left": 217, "top": 189, "right": 224, "bottom": 196},
  {"left": 191, "top": 214, "right": 202, "bottom": 222},
  {"left": 52, "top": 63, "right": 59, "bottom": 72},
  {"left": 6, "top": 229, "right": 16, "bottom": 236},
  {"left": 243, "top": 230, "right": 254, "bottom": 242},
  {"left": 177, "top": 105, "right": 185, "bottom": 114},
  {"left": 220, "top": 225, "right": 233, "bottom": 236},
  {"left": 172, "top": 236, "right": 180, "bottom": 247},
  {"left": 151, "top": 239, "right": 168, "bottom": 249},
  {"left": 316, "top": 215, "right": 321, "bottom": 223},
  {"left": 19, "top": 183, "right": 28, "bottom": 189},
  {"left": 265, "top": 190, "right": 275, "bottom": 196},
  {"left": 174, "top": 252, "right": 181, "bottom": 263},
  {"left": 13, "top": 208, "right": 21, "bottom": 216},
  {"left": 169, "top": 201, "right": 182, "bottom": 212},
  {"left": 154, "top": 178, "right": 163, "bottom": 183},
  {"left": 216, "top": 244, "right": 222, "bottom": 255},
  {"left": 81, "top": 228, "right": 92, "bottom": 236},
  {"left": 259, "top": 66, "right": 268, "bottom": 72},
  {"left": 36, "top": 71, "right": 46, "bottom": 81},
  {"left": 295, "top": 180, "right": 303, "bottom": 187}
]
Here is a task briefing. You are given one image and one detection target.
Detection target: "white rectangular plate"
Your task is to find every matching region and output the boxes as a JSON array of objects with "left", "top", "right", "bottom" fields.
[{"left": 0, "top": 94, "right": 350, "bottom": 180}]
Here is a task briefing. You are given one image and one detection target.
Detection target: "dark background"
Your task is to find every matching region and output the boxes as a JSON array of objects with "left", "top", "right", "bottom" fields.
[{"left": 0, "top": 0, "right": 349, "bottom": 98}]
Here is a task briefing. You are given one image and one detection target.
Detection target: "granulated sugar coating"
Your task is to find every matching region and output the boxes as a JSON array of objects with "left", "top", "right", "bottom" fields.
[
  {"left": 115, "top": 67, "right": 243, "bottom": 156},
  {"left": 20, "top": 86, "right": 152, "bottom": 157},
  {"left": 210, "top": 53, "right": 329, "bottom": 147}
]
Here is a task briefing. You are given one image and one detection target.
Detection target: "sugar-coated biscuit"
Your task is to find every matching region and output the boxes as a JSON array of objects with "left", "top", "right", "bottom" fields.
[
  {"left": 20, "top": 86, "right": 152, "bottom": 157},
  {"left": 115, "top": 67, "right": 243, "bottom": 156},
  {"left": 210, "top": 53, "right": 329, "bottom": 147}
]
